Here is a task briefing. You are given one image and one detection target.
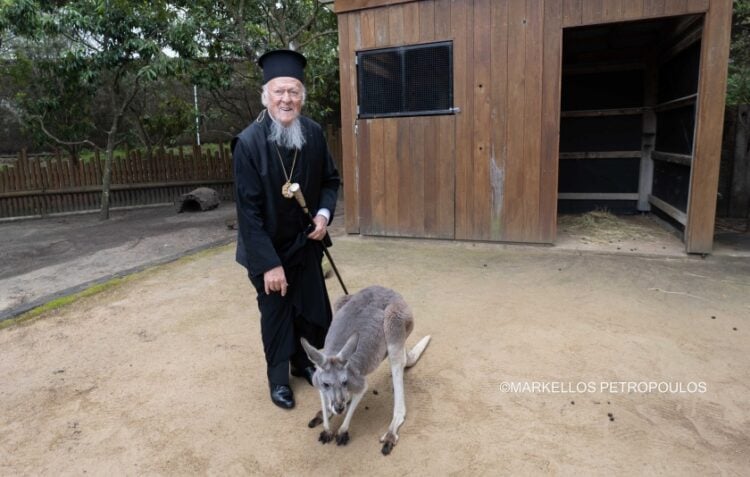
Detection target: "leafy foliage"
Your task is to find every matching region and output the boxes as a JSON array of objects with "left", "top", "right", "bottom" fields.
[
  {"left": 728, "top": 0, "right": 750, "bottom": 105},
  {"left": 4, "top": 39, "right": 98, "bottom": 159},
  {"left": 0, "top": 0, "right": 200, "bottom": 217},
  {"left": 175, "top": 0, "right": 340, "bottom": 126},
  {"left": 0, "top": 0, "right": 194, "bottom": 148}
]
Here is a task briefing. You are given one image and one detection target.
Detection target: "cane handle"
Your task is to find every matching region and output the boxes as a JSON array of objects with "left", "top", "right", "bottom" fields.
[{"left": 289, "top": 183, "right": 308, "bottom": 212}]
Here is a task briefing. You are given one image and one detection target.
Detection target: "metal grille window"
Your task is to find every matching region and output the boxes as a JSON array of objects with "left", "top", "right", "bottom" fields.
[{"left": 357, "top": 41, "right": 454, "bottom": 118}]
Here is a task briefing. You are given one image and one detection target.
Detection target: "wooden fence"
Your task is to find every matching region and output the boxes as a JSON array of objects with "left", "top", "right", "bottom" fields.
[
  {"left": 0, "top": 126, "right": 343, "bottom": 220},
  {"left": 0, "top": 145, "right": 234, "bottom": 220}
]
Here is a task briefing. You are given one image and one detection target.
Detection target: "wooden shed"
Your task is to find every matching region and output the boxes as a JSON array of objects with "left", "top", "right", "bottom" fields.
[{"left": 333, "top": 0, "right": 733, "bottom": 253}]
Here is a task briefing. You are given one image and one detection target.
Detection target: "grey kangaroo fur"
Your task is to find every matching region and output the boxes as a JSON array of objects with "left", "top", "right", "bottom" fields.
[{"left": 301, "top": 285, "right": 431, "bottom": 455}]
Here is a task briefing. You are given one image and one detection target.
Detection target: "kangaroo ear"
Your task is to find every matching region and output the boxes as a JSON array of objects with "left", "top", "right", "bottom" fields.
[
  {"left": 336, "top": 332, "right": 359, "bottom": 363},
  {"left": 300, "top": 338, "right": 325, "bottom": 368}
]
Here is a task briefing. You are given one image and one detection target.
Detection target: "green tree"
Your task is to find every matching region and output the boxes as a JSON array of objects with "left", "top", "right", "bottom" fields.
[
  {"left": 126, "top": 85, "right": 195, "bottom": 159},
  {"left": 728, "top": 0, "right": 750, "bottom": 105},
  {"left": 2, "top": 37, "right": 99, "bottom": 163},
  {"left": 0, "top": 0, "right": 191, "bottom": 219},
  {"left": 176, "top": 0, "right": 340, "bottom": 127}
]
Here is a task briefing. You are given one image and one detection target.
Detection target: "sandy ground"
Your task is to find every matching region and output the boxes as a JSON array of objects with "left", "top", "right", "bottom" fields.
[{"left": 1, "top": 230, "right": 749, "bottom": 475}]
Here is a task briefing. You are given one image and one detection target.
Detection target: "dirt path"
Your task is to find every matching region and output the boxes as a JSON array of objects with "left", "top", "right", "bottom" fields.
[
  {"left": 0, "top": 205, "right": 236, "bottom": 319},
  {"left": 1, "top": 236, "right": 749, "bottom": 475}
]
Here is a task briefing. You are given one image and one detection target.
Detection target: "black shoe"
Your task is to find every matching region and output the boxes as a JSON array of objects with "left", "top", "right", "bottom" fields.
[
  {"left": 291, "top": 366, "right": 316, "bottom": 386},
  {"left": 270, "top": 384, "right": 295, "bottom": 409}
]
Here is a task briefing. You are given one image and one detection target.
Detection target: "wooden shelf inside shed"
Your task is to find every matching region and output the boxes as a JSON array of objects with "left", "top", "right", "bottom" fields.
[
  {"left": 560, "top": 107, "right": 648, "bottom": 118},
  {"left": 560, "top": 151, "right": 642, "bottom": 160}
]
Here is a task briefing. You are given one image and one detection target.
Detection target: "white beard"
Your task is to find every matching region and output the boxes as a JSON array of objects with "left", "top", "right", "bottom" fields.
[{"left": 268, "top": 116, "right": 306, "bottom": 150}]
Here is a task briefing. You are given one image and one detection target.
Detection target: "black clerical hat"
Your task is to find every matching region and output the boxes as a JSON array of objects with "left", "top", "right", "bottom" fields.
[{"left": 258, "top": 49, "right": 307, "bottom": 84}]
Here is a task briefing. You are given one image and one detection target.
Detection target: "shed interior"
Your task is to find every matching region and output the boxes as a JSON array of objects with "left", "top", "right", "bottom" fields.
[{"left": 559, "top": 14, "right": 703, "bottom": 234}]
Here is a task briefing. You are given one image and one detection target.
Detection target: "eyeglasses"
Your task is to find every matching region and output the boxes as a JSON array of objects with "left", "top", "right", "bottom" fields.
[{"left": 270, "top": 88, "right": 302, "bottom": 100}]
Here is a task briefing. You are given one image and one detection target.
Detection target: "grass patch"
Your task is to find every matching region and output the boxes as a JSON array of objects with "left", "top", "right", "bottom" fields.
[
  {"left": 0, "top": 242, "right": 233, "bottom": 331},
  {"left": 0, "top": 277, "right": 128, "bottom": 331}
]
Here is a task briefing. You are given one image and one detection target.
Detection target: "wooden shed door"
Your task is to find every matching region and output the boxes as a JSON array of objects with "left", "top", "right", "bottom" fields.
[{"left": 356, "top": 115, "right": 455, "bottom": 238}]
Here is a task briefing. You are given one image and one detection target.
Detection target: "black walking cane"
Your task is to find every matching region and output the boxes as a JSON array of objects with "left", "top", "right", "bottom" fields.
[{"left": 289, "top": 183, "right": 349, "bottom": 295}]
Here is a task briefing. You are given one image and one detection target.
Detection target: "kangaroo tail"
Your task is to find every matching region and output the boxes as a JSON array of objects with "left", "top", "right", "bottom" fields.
[{"left": 405, "top": 335, "right": 431, "bottom": 368}]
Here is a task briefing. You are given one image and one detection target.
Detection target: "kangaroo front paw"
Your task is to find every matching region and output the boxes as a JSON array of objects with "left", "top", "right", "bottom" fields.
[
  {"left": 335, "top": 431, "right": 350, "bottom": 446},
  {"left": 380, "top": 432, "right": 398, "bottom": 455},
  {"left": 318, "top": 430, "right": 334, "bottom": 444},
  {"left": 308, "top": 411, "right": 323, "bottom": 428}
]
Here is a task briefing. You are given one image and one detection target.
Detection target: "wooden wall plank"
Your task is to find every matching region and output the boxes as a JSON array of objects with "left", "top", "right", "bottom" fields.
[
  {"left": 423, "top": 118, "right": 439, "bottom": 236},
  {"left": 686, "top": 0, "right": 709, "bottom": 12},
  {"left": 503, "top": 0, "right": 528, "bottom": 241},
  {"left": 418, "top": 0, "right": 435, "bottom": 42},
  {"left": 539, "top": 0, "right": 563, "bottom": 243},
  {"left": 472, "top": 0, "right": 492, "bottom": 240},
  {"left": 342, "top": 13, "right": 360, "bottom": 233},
  {"left": 582, "top": 0, "right": 604, "bottom": 24},
  {"left": 434, "top": 1, "right": 454, "bottom": 238},
  {"left": 374, "top": 5, "right": 390, "bottom": 45},
  {"left": 414, "top": 2, "right": 436, "bottom": 237},
  {"left": 382, "top": 6, "right": 404, "bottom": 235},
  {"left": 357, "top": 9, "right": 375, "bottom": 231},
  {"left": 563, "top": 0, "right": 582, "bottom": 27},
  {"left": 643, "top": 0, "right": 666, "bottom": 16},
  {"left": 686, "top": 0, "right": 732, "bottom": 253},
  {"left": 452, "top": 0, "right": 472, "bottom": 239},
  {"left": 522, "top": 0, "right": 543, "bottom": 240},
  {"left": 388, "top": 1, "right": 405, "bottom": 40},
  {"left": 603, "top": 0, "right": 624, "bottom": 23},
  {"left": 360, "top": 8, "right": 376, "bottom": 49},
  {"left": 664, "top": 0, "right": 688, "bottom": 16},
  {"left": 434, "top": 0, "right": 451, "bottom": 37},
  {"left": 369, "top": 119, "right": 386, "bottom": 234},
  {"left": 394, "top": 119, "right": 410, "bottom": 234},
  {"left": 383, "top": 124, "right": 399, "bottom": 235},
  {"left": 422, "top": 121, "right": 441, "bottom": 234},
  {"left": 490, "top": 0, "right": 509, "bottom": 240},
  {"left": 402, "top": 1, "right": 419, "bottom": 43},
  {"left": 408, "top": 117, "right": 426, "bottom": 236},
  {"left": 622, "top": 0, "right": 645, "bottom": 20}
]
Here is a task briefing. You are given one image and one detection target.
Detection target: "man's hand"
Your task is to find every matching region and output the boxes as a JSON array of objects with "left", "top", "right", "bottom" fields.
[
  {"left": 306, "top": 214, "right": 328, "bottom": 241},
  {"left": 264, "top": 266, "right": 288, "bottom": 296}
]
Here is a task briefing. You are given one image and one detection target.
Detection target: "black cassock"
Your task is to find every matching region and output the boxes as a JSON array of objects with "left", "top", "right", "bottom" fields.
[{"left": 231, "top": 110, "right": 341, "bottom": 385}]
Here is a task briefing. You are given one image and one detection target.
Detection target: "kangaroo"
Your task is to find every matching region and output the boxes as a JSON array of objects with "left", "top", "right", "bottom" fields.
[{"left": 301, "top": 285, "right": 431, "bottom": 455}]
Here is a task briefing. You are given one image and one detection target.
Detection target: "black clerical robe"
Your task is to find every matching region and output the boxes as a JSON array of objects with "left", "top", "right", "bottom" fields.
[{"left": 232, "top": 110, "right": 340, "bottom": 384}]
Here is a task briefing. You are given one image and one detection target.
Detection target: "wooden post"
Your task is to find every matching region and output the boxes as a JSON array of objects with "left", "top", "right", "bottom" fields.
[
  {"left": 0, "top": 163, "right": 7, "bottom": 194},
  {"left": 19, "top": 149, "right": 29, "bottom": 191},
  {"left": 686, "top": 0, "right": 733, "bottom": 253},
  {"left": 638, "top": 58, "right": 658, "bottom": 211}
]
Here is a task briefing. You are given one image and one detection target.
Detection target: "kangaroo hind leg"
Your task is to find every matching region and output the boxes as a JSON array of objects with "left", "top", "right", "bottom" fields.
[{"left": 380, "top": 298, "right": 411, "bottom": 455}]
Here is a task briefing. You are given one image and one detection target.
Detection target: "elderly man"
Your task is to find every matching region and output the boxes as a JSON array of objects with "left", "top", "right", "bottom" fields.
[{"left": 231, "top": 50, "right": 341, "bottom": 409}]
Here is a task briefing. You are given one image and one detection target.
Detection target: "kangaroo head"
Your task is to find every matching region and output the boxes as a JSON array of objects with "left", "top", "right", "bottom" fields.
[{"left": 301, "top": 333, "right": 360, "bottom": 415}]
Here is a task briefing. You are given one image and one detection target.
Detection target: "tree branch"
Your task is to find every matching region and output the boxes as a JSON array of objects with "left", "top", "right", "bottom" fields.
[
  {"left": 297, "top": 29, "right": 338, "bottom": 50},
  {"left": 260, "top": 2, "right": 288, "bottom": 47},
  {"left": 60, "top": 30, "right": 103, "bottom": 54},
  {"left": 35, "top": 116, "right": 99, "bottom": 149},
  {"left": 289, "top": 2, "right": 320, "bottom": 42}
]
